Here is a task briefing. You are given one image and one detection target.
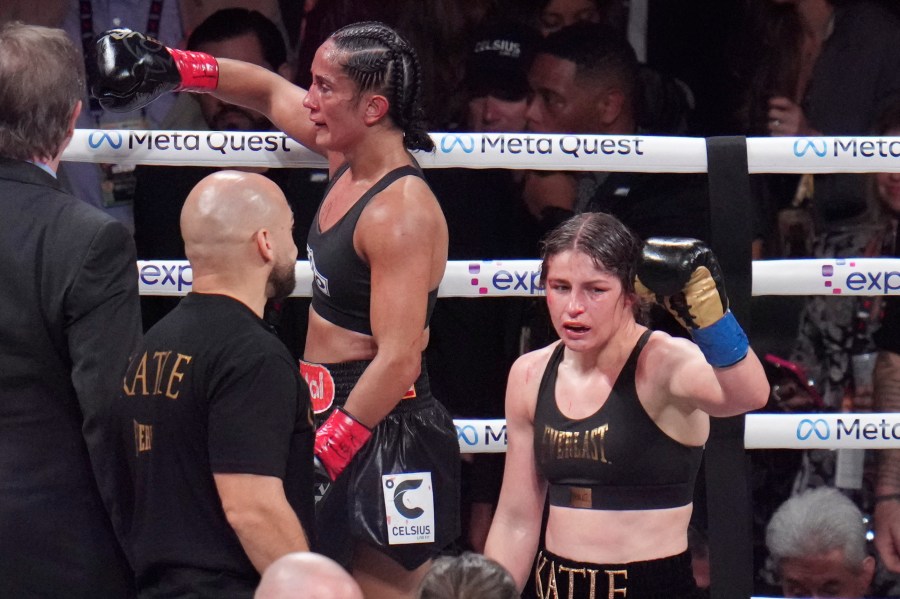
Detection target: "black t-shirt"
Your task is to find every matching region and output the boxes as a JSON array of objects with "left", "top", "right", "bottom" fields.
[{"left": 112, "top": 293, "right": 314, "bottom": 597}]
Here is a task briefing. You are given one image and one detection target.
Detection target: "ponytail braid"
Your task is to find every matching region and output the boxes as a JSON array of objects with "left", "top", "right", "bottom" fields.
[{"left": 330, "top": 21, "right": 434, "bottom": 152}]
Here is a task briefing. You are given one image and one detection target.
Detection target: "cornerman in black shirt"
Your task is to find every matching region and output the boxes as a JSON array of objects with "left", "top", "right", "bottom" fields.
[{"left": 111, "top": 171, "right": 314, "bottom": 598}]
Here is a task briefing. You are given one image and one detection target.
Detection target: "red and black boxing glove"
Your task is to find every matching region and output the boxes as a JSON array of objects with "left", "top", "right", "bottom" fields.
[
  {"left": 314, "top": 408, "right": 372, "bottom": 481},
  {"left": 90, "top": 28, "right": 218, "bottom": 113}
]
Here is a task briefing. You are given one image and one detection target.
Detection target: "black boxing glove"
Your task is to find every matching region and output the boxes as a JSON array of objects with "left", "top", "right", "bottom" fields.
[
  {"left": 90, "top": 28, "right": 218, "bottom": 113},
  {"left": 634, "top": 238, "right": 749, "bottom": 367}
]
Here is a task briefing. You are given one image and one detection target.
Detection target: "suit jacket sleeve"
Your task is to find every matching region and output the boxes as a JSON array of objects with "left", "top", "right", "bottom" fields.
[{"left": 65, "top": 219, "right": 142, "bottom": 477}]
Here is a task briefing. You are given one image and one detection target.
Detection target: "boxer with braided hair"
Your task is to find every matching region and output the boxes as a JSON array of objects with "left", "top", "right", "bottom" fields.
[{"left": 91, "top": 20, "right": 458, "bottom": 599}]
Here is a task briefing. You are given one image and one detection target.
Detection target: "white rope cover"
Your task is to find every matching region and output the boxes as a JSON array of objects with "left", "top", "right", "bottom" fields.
[
  {"left": 136, "top": 258, "right": 900, "bottom": 297},
  {"left": 65, "top": 130, "right": 900, "bottom": 173},
  {"left": 452, "top": 413, "right": 900, "bottom": 454}
]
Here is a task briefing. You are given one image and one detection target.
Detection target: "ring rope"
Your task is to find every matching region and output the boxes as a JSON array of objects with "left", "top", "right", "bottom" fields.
[
  {"left": 452, "top": 413, "right": 900, "bottom": 453},
  {"left": 97, "top": 130, "right": 899, "bottom": 456},
  {"left": 136, "top": 258, "right": 900, "bottom": 298},
  {"left": 65, "top": 130, "right": 900, "bottom": 173}
]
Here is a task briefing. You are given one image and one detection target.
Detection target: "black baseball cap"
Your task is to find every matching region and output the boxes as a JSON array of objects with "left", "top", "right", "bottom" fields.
[{"left": 466, "top": 20, "right": 540, "bottom": 102}]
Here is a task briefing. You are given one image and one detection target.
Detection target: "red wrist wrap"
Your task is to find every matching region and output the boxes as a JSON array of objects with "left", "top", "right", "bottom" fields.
[
  {"left": 169, "top": 48, "right": 219, "bottom": 92},
  {"left": 314, "top": 408, "right": 372, "bottom": 480}
]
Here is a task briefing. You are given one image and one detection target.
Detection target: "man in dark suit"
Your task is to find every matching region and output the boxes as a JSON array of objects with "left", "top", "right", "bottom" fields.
[{"left": 0, "top": 22, "right": 141, "bottom": 597}]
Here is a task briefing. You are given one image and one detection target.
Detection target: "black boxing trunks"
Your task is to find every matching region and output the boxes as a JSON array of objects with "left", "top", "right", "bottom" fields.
[
  {"left": 528, "top": 548, "right": 702, "bottom": 599},
  {"left": 300, "top": 357, "right": 460, "bottom": 570}
]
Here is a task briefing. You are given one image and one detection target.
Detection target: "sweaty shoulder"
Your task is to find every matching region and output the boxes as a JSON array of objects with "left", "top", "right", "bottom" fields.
[
  {"left": 509, "top": 343, "right": 558, "bottom": 396},
  {"left": 356, "top": 173, "right": 448, "bottom": 257}
]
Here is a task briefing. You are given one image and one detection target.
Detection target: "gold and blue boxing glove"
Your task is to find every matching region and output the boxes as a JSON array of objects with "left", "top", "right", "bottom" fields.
[{"left": 635, "top": 238, "right": 749, "bottom": 368}]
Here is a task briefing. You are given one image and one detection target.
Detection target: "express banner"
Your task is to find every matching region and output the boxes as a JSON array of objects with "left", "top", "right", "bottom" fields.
[{"left": 137, "top": 258, "right": 900, "bottom": 298}]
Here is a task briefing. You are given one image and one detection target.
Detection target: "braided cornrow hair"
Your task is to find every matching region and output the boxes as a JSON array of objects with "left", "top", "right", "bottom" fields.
[{"left": 330, "top": 21, "right": 434, "bottom": 152}]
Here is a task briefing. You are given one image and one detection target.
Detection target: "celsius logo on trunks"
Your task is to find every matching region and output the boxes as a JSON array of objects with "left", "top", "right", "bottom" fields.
[
  {"left": 382, "top": 473, "right": 435, "bottom": 545},
  {"left": 820, "top": 259, "right": 900, "bottom": 295},
  {"left": 438, "top": 134, "right": 645, "bottom": 159},
  {"left": 298, "top": 361, "right": 335, "bottom": 414},
  {"left": 469, "top": 262, "right": 544, "bottom": 295},
  {"left": 795, "top": 416, "right": 900, "bottom": 443},
  {"left": 792, "top": 137, "right": 900, "bottom": 159}
]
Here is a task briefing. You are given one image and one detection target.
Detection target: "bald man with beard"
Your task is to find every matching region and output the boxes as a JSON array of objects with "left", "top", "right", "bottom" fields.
[{"left": 107, "top": 171, "right": 315, "bottom": 599}]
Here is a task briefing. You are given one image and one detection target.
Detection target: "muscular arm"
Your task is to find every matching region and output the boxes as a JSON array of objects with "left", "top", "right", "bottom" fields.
[
  {"left": 341, "top": 179, "right": 447, "bottom": 428},
  {"left": 874, "top": 351, "right": 900, "bottom": 571},
  {"left": 484, "top": 353, "right": 548, "bottom": 591},
  {"left": 213, "top": 59, "right": 323, "bottom": 155},
  {"left": 214, "top": 473, "right": 309, "bottom": 573},
  {"left": 661, "top": 336, "right": 770, "bottom": 418}
]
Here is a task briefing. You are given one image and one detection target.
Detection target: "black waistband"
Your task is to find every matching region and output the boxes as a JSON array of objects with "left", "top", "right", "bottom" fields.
[
  {"left": 548, "top": 482, "right": 693, "bottom": 511},
  {"left": 535, "top": 548, "right": 696, "bottom": 599},
  {"left": 313, "top": 356, "right": 432, "bottom": 414}
]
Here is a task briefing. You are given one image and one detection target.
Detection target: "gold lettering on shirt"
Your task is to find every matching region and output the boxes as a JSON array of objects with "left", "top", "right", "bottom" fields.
[
  {"left": 133, "top": 420, "right": 153, "bottom": 455},
  {"left": 165, "top": 353, "right": 192, "bottom": 400},
  {"left": 122, "top": 352, "right": 149, "bottom": 396},
  {"left": 151, "top": 351, "right": 172, "bottom": 394},
  {"left": 542, "top": 424, "right": 610, "bottom": 463},
  {"left": 122, "top": 350, "right": 192, "bottom": 400}
]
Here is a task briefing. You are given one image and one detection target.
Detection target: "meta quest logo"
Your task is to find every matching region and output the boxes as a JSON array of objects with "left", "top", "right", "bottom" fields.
[{"left": 820, "top": 259, "right": 900, "bottom": 295}]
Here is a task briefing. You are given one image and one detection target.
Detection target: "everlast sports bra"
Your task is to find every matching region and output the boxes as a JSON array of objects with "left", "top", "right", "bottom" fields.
[
  {"left": 534, "top": 330, "right": 704, "bottom": 510},
  {"left": 306, "top": 163, "right": 438, "bottom": 336}
]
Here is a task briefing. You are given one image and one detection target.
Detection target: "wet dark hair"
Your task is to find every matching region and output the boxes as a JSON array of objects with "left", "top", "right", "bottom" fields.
[
  {"left": 329, "top": 21, "right": 434, "bottom": 152},
  {"left": 417, "top": 552, "right": 518, "bottom": 599},
  {"left": 187, "top": 8, "right": 287, "bottom": 71},
  {"left": 540, "top": 212, "right": 642, "bottom": 299}
]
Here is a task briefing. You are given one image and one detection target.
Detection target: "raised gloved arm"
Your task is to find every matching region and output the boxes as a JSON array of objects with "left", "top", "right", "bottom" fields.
[
  {"left": 314, "top": 407, "right": 372, "bottom": 481},
  {"left": 635, "top": 238, "right": 749, "bottom": 368},
  {"left": 90, "top": 28, "right": 218, "bottom": 113}
]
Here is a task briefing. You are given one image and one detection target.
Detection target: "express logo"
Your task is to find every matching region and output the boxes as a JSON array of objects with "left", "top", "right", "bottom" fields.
[
  {"left": 821, "top": 260, "right": 847, "bottom": 294},
  {"left": 456, "top": 424, "right": 479, "bottom": 446},
  {"left": 440, "top": 134, "right": 475, "bottom": 154},
  {"left": 796, "top": 418, "right": 830, "bottom": 441},
  {"left": 820, "top": 260, "right": 900, "bottom": 295},
  {"left": 468, "top": 263, "right": 488, "bottom": 295},
  {"left": 793, "top": 139, "right": 827, "bottom": 158},
  {"left": 88, "top": 131, "right": 123, "bottom": 149},
  {"left": 385, "top": 478, "right": 425, "bottom": 519}
]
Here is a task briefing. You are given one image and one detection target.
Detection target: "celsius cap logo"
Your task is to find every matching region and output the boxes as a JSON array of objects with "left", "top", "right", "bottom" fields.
[
  {"left": 88, "top": 131, "right": 124, "bottom": 149},
  {"left": 796, "top": 418, "right": 830, "bottom": 441},
  {"left": 386, "top": 478, "right": 425, "bottom": 519},
  {"left": 793, "top": 139, "right": 827, "bottom": 158},
  {"left": 440, "top": 134, "right": 475, "bottom": 154}
]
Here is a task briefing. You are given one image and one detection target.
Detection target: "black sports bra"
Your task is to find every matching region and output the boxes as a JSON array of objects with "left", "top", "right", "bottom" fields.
[
  {"left": 533, "top": 331, "right": 704, "bottom": 510},
  {"left": 306, "top": 163, "right": 438, "bottom": 335}
]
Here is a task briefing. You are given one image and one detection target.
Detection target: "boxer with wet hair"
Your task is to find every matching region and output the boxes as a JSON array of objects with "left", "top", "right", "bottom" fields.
[{"left": 484, "top": 212, "right": 769, "bottom": 598}]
